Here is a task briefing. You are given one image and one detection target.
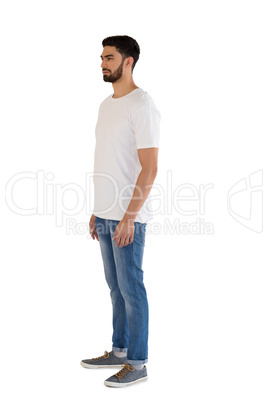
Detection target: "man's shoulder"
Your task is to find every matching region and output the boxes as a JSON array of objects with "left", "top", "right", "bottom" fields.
[{"left": 131, "top": 88, "right": 159, "bottom": 116}]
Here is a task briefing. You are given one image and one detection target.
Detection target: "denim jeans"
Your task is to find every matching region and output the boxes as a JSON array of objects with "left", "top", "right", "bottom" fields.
[{"left": 94, "top": 216, "right": 149, "bottom": 365}]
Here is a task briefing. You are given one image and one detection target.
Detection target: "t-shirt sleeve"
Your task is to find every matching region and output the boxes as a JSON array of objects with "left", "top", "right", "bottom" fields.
[{"left": 131, "top": 105, "right": 161, "bottom": 149}]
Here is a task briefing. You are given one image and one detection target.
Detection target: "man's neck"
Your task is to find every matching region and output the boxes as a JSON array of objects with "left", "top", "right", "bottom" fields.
[{"left": 112, "top": 82, "right": 139, "bottom": 99}]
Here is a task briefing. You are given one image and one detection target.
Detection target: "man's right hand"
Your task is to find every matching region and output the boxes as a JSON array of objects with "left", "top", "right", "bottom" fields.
[{"left": 89, "top": 214, "right": 99, "bottom": 241}]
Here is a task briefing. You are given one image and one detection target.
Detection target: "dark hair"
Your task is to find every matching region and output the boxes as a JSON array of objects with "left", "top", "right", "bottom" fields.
[{"left": 102, "top": 35, "right": 140, "bottom": 72}]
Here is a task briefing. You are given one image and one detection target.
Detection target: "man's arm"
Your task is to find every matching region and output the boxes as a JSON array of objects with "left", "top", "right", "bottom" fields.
[
  {"left": 112, "top": 147, "right": 159, "bottom": 247},
  {"left": 123, "top": 147, "right": 158, "bottom": 221}
]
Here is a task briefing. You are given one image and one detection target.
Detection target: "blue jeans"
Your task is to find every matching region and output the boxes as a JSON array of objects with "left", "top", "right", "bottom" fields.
[{"left": 94, "top": 216, "right": 149, "bottom": 365}]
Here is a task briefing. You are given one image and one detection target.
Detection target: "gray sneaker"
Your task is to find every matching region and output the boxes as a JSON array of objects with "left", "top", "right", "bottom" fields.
[
  {"left": 80, "top": 350, "right": 127, "bottom": 369},
  {"left": 104, "top": 364, "right": 148, "bottom": 387}
]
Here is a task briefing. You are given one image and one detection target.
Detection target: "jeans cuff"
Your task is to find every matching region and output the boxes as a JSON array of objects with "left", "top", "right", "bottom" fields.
[
  {"left": 112, "top": 346, "right": 128, "bottom": 353},
  {"left": 127, "top": 358, "right": 148, "bottom": 365}
]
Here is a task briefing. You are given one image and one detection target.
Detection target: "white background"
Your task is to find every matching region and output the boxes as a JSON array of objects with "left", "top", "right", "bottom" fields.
[{"left": 1, "top": 0, "right": 267, "bottom": 400}]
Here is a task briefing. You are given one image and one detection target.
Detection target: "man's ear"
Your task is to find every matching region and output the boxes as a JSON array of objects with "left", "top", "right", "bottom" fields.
[{"left": 126, "top": 56, "right": 134, "bottom": 69}]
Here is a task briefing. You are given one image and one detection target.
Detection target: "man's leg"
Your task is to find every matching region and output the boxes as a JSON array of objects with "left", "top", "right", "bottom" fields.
[
  {"left": 95, "top": 216, "right": 129, "bottom": 351},
  {"left": 109, "top": 219, "right": 149, "bottom": 365}
]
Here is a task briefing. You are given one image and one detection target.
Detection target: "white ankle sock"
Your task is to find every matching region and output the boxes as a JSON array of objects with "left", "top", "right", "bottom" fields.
[
  {"left": 114, "top": 351, "right": 127, "bottom": 358},
  {"left": 132, "top": 364, "right": 144, "bottom": 370}
]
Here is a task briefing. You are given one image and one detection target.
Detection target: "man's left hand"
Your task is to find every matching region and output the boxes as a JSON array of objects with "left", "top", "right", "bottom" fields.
[{"left": 112, "top": 218, "right": 135, "bottom": 247}]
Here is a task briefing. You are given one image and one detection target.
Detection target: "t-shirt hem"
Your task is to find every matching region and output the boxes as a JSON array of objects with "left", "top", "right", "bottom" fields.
[
  {"left": 93, "top": 212, "right": 152, "bottom": 224},
  {"left": 137, "top": 144, "right": 159, "bottom": 149}
]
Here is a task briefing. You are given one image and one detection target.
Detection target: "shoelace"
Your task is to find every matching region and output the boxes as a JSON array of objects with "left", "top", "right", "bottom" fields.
[
  {"left": 115, "top": 364, "right": 134, "bottom": 379},
  {"left": 92, "top": 350, "right": 109, "bottom": 360}
]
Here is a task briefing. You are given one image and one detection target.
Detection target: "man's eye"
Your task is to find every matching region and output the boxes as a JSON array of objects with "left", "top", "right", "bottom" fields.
[{"left": 108, "top": 58, "right": 113, "bottom": 60}]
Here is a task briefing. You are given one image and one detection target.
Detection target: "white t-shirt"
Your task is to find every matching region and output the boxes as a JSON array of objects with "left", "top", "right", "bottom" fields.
[{"left": 93, "top": 87, "right": 161, "bottom": 223}]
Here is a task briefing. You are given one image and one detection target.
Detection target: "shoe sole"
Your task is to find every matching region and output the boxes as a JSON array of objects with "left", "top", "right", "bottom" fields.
[
  {"left": 80, "top": 361, "right": 124, "bottom": 369},
  {"left": 104, "top": 376, "right": 148, "bottom": 388}
]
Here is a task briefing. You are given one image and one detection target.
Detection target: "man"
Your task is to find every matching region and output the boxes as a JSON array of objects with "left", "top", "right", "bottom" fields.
[{"left": 80, "top": 35, "right": 161, "bottom": 388}]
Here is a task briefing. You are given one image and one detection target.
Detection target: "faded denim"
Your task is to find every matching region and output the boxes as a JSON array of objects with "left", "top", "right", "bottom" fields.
[{"left": 94, "top": 216, "right": 149, "bottom": 365}]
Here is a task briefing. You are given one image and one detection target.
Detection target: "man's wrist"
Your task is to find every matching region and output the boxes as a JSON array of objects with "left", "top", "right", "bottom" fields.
[{"left": 122, "top": 212, "right": 136, "bottom": 222}]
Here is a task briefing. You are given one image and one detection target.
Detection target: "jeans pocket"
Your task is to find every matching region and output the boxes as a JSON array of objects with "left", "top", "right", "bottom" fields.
[{"left": 135, "top": 222, "right": 147, "bottom": 246}]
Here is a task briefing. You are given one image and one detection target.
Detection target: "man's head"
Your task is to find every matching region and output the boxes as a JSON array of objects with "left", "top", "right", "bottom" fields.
[{"left": 100, "top": 35, "right": 140, "bottom": 83}]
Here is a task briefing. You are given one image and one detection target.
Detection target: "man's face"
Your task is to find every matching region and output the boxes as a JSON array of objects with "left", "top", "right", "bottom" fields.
[{"left": 100, "top": 46, "right": 127, "bottom": 83}]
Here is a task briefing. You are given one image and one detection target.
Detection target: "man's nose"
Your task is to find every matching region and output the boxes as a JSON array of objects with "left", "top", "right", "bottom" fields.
[{"left": 101, "top": 61, "right": 107, "bottom": 69}]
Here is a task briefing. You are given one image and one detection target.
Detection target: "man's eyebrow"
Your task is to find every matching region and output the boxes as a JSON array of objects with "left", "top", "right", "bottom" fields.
[{"left": 100, "top": 54, "right": 114, "bottom": 60}]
